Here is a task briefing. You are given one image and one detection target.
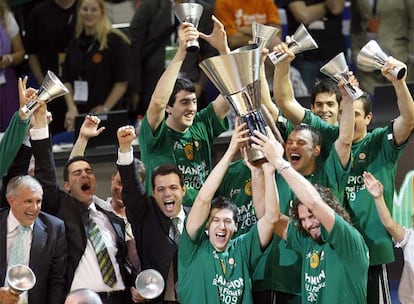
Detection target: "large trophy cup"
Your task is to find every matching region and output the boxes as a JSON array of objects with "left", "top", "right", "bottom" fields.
[
  {"left": 320, "top": 52, "right": 364, "bottom": 100},
  {"left": 135, "top": 269, "right": 165, "bottom": 300},
  {"left": 200, "top": 44, "right": 267, "bottom": 162},
  {"left": 174, "top": 3, "right": 203, "bottom": 52},
  {"left": 21, "top": 70, "right": 69, "bottom": 117},
  {"left": 252, "top": 22, "right": 279, "bottom": 49},
  {"left": 357, "top": 40, "right": 407, "bottom": 79},
  {"left": 268, "top": 23, "right": 318, "bottom": 65},
  {"left": 6, "top": 265, "right": 36, "bottom": 295}
]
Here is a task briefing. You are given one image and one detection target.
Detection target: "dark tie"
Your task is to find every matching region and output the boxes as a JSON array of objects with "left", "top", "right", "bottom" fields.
[
  {"left": 87, "top": 212, "right": 117, "bottom": 287},
  {"left": 171, "top": 217, "right": 181, "bottom": 244}
]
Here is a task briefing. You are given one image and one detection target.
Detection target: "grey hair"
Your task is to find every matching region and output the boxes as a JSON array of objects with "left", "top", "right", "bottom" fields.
[{"left": 6, "top": 175, "right": 43, "bottom": 198}]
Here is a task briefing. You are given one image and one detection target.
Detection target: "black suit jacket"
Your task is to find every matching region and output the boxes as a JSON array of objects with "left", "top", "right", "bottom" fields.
[
  {"left": 118, "top": 162, "right": 189, "bottom": 301},
  {"left": 31, "top": 137, "right": 128, "bottom": 289},
  {"left": 0, "top": 209, "right": 68, "bottom": 304}
]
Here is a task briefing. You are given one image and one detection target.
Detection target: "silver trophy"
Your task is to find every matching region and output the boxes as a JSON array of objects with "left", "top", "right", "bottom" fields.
[
  {"left": 268, "top": 23, "right": 318, "bottom": 65},
  {"left": 6, "top": 265, "right": 36, "bottom": 295},
  {"left": 200, "top": 44, "right": 268, "bottom": 162},
  {"left": 320, "top": 52, "right": 364, "bottom": 100},
  {"left": 21, "top": 70, "right": 69, "bottom": 117},
  {"left": 174, "top": 3, "right": 203, "bottom": 52},
  {"left": 135, "top": 269, "right": 165, "bottom": 300},
  {"left": 357, "top": 40, "right": 407, "bottom": 79},
  {"left": 252, "top": 21, "right": 279, "bottom": 49}
]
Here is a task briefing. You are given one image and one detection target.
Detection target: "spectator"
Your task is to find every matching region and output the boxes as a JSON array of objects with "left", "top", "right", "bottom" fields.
[
  {"left": 25, "top": 0, "right": 78, "bottom": 135},
  {"left": 129, "top": 0, "right": 218, "bottom": 116},
  {"left": 350, "top": 0, "right": 414, "bottom": 94},
  {"left": 0, "top": 175, "right": 68, "bottom": 304},
  {"left": 63, "top": 0, "right": 132, "bottom": 132},
  {"left": 214, "top": 0, "right": 281, "bottom": 50},
  {"left": 284, "top": 0, "right": 347, "bottom": 91},
  {"left": 0, "top": 0, "right": 25, "bottom": 132},
  {"left": 251, "top": 127, "right": 369, "bottom": 303}
]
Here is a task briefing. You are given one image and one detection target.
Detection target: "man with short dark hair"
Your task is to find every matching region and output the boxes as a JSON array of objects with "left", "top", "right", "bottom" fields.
[
  {"left": 117, "top": 125, "right": 187, "bottom": 303},
  {"left": 139, "top": 19, "right": 231, "bottom": 207},
  {"left": 29, "top": 103, "right": 131, "bottom": 304}
]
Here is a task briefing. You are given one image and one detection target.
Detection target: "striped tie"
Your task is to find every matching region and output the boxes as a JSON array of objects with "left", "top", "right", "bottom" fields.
[
  {"left": 171, "top": 217, "right": 181, "bottom": 244},
  {"left": 87, "top": 215, "right": 117, "bottom": 287}
]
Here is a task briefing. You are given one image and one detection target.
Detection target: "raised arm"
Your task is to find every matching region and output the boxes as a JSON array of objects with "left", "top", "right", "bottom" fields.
[
  {"left": 251, "top": 127, "right": 336, "bottom": 233},
  {"left": 186, "top": 122, "right": 249, "bottom": 239},
  {"left": 0, "top": 77, "right": 35, "bottom": 177},
  {"left": 334, "top": 76, "right": 355, "bottom": 168},
  {"left": 146, "top": 23, "right": 197, "bottom": 131},
  {"left": 363, "top": 171, "right": 406, "bottom": 243},
  {"left": 382, "top": 58, "right": 414, "bottom": 145},
  {"left": 273, "top": 42, "right": 306, "bottom": 125},
  {"left": 199, "top": 15, "right": 231, "bottom": 120},
  {"left": 69, "top": 115, "right": 105, "bottom": 159}
]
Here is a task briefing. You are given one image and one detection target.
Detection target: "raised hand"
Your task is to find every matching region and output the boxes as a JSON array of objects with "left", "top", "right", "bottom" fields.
[
  {"left": 18, "top": 76, "right": 37, "bottom": 120},
  {"left": 79, "top": 115, "right": 105, "bottom": 139},
  {"left": 363, "top": 171, "right": 384, "bottom": 200},
  {"left": 250, "top": 126, "right": 285, "bottom": 169},
  {"left": 117, "top": 125, "right": 136, "bottom": 152},
  {"left": 199, "top": 15, "right": 230, "bottom": 54}
]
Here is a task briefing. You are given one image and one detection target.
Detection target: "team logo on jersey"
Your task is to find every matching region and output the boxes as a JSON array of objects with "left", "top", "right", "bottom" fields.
[
  {"left": 358, "top": 152, "right": 366, "bottom": 161},
  {"left": 184, "top": 143, "right": 194, "bottom": 160},
  {"left": 244, "top": 180, "right": 252, "bottom": 196},
  {"left": 310, "top": 252, "right": 320, "bottom": 269},
  {"left": 92, "top": 53, "right": 103, "bottom": 64}
]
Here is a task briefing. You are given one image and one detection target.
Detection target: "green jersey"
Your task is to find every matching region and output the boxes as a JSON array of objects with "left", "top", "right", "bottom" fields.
[
  {"left": 139, "top": 104, "right": 228, "bottom": 207},
  {"left": 346, "top": 126, "right": 406, "bottom": 264},
  {"left": 216, "top": 160, "right": 258, "bottom": 237},
  {"left": 178, "top": 223, "right": 267, "bottom": 304},
  {"left": 287, "top": 213, "right": 369, "bottom": 304},
  {"left": 0, "top": 112, "right": 29, "bottom": 177},
  {"left": 270, "top": 147, "right": 350, "bottom": 296}
]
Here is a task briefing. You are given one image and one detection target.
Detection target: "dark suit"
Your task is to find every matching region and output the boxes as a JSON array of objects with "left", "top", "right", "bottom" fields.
[
  {"left": 0, "top": 209, "right": 68, "bottom": 304},
  {"left": 118, "top": 162, "right": 188, "bottom": 302},
  {"left": 31, "top": 137, "right": 129, "bottom": 291}
]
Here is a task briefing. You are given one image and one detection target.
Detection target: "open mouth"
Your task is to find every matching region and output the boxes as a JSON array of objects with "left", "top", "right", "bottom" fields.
[
  {"left": 164, "top": 200, "right": 175, "bottom": 211},
  {"left": 216, "top": 232, "right": 226, "bottom": 242},
  {"left": 81, "top": 183, "right": 91, "bottom": 191},
  {"left": 289, "top": 153, "right": 301, "bottom": 163}
]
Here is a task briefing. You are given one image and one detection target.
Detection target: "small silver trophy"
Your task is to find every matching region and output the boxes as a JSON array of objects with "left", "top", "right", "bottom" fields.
[
  {"left": 320, "top": 52, "right": 364, "bottom": 100},
  {"left": 135, "top": 269, "right": 165, "bottom": 300},
  {"left": 251, "top": 21, "right": 279, "bottom": 49},
  {"left": 268, "top": 23, "right": 318, "bottom": 65},
  {"left": 357, "top": 40, "right": 406, "bottom": 79},
  {"left": 174, "top": 3, "right": 204, "bottom": 52},
  {"left": 20, "top": 70, "right": 69, "bottom": 117},
  {"left": 6, "top": 264, "right": 36, "bottom": 295}
]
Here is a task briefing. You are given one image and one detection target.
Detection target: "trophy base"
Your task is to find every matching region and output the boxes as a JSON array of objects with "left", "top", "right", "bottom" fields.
[
  {"left": 186, "top": 40, "right": 200, "bottom": 52},
  {"left": 247, "top": 146, "right": 266, "bottom": 163}
]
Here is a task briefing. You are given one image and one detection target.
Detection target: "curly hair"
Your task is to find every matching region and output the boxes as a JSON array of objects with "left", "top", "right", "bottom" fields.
[{"left": 290, "top": 185, "right": 352, "bottom": 234}]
